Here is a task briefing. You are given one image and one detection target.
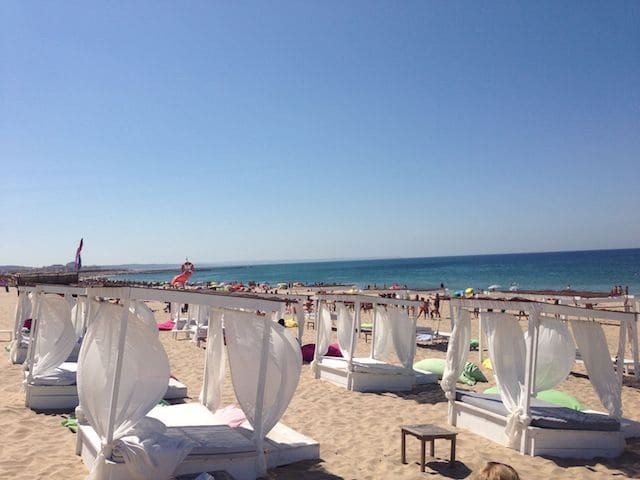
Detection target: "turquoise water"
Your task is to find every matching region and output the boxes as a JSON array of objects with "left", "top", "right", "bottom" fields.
[{"left": 110, "top": 248, "right": 640, "bottom": 295}]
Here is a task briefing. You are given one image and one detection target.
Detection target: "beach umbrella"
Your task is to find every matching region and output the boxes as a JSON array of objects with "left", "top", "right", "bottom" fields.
[{"left": 488, "top": 284, "right": 501, "bottom": 291}]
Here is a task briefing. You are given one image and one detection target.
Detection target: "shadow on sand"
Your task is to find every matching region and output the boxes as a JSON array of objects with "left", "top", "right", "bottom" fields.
[{"left": 269, "top": 459, "right": 344, "bottom": 479}]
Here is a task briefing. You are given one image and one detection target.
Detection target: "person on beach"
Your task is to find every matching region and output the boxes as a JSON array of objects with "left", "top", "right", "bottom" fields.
[
  {"left": 431, "top": 293, "right": 440, "bottom": 318},
  {"left": 471, "top": 462, "right": 520, "bottom": 480},
  {"left": 417, "top": 297, "right": 430, "bottom": 319}
]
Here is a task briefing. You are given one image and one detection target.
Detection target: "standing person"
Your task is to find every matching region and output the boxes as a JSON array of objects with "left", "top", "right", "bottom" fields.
[
  {"left": 432, "top": 293, "right": 440, "bottom": 319},
  {"left": 417, "top": 297, "right": 430, "bottom": 319}
]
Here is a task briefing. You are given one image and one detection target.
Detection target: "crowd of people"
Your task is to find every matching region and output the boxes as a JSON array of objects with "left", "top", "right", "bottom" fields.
[{"left": 611, "top": 285, "right": 629, "bottom": 296}]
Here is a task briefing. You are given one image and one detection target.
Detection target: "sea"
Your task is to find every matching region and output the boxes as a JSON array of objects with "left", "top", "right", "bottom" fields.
[{"left": 109, "top": 248, "right": 640, "bottom": 295}]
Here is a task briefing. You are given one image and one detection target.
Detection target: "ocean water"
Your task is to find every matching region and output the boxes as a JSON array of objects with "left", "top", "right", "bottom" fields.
[{"left": 110, "top": 248, "right": 640, "bottom": 295}]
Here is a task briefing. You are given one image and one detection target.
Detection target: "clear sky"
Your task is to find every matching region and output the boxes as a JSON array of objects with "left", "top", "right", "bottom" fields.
[{"left": 1, "top": 1, "right": 639, "bottom": 267}]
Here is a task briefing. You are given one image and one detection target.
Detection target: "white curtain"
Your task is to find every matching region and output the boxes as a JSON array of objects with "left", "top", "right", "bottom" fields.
[
  {"left": 31, "top": 294, "right": 76, "bottom": 380},
  {"left": 336, "top": 303, "right": 354, "bottom": 361},
  {"left": 13, "top": 291, "right": 33, "bottom": 337},
  {"left": 71, "top": 296, "right": 88, "bottom": 339},
  {"left": 482, "top": 312, "right": 528, "bottom": 446},
  {"left": 170, "top": 302, "right": 179, "bottom": 322},
  {"left": 77, "top": 301, "right": 186, "bottom": 480},
  {"left": 372, "top": 306, "right": 392, "bottom": 362},
  {"left": 527, "top": 316, "right": 575, "bottom": 393},
  {"left": 441, "top": 307, "right": 471, "bottom": 399},
  {"left": 571, "top": 319, "right": 622, "bottom": 418},
  {"left": 10, "top": 292, "right": 33, "bottom": 363},
  {"left": 131, "top": 301, "right": 158, "bottom": 337},
  {"left": 200, "top": 309, "right": 225, "bottom": 411},
  {"left": 312, "top": 303, "right": 333, "bottom": 374},
  {"left": 388, "top": 307, "right": 415, "bottom": 368},
  {"left": 224, "top": 310, "right": 302, "bottom": 478}
]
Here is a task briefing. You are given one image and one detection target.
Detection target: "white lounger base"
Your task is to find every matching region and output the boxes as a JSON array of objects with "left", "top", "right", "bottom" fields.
[
  {"left": 76, "top": 405, "right": 319, "bottom": 480},
  {"left": 317, "top": 357, "right": 417, "bottom": 392},
  {"left": 25, "top": 377, "right": 189, "bottom": 411},
  {"left": 450, "top": 400, "right": 625, "bottom": 459}
]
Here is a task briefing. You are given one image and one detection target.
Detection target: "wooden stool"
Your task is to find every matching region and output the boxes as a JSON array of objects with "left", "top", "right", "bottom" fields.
[{"left": 401, "top": 424, "right": 457, "bottom": 472}]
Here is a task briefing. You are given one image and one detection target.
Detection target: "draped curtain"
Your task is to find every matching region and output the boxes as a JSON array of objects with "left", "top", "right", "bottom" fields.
[
  {"left": 336, "top": 303, "right": 354, "bottom": 360},
  {"left": 200, "top": 309, "right": 226, "bottom": 411},
  {"left": 482, "top": 312, "right": 528, "bottom": 445},
  {"left": 571, "top": 319, "right": 622, "bottom": 418},
  {"left": 312, "top": 303, "right": 333, "bottom": 373},
  {"left": 388, "top": 307, "right": 415, "bottom": 368},
  {"left": 31, "top": 294, "right": 76, "bottom": 379},
  {"left": 372, "top": 306, "right": 392, "bottom": 361},
  {"left": 224, "top": 310, "right": 302, "bottom": 477},
  {"left": 441, "top": 308, "right": 471, "bottom": 399}
]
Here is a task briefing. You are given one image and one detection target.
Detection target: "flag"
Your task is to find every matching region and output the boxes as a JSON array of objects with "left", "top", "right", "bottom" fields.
[{"left": 75, "top": 238, "right": 83, "bottom": 271}]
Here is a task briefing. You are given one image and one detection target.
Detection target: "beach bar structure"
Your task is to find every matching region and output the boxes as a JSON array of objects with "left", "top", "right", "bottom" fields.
[
  {"left": 74, "top": 286, "right": 319, "bottom": 480},
  {"left": 312, "top": 293, "right": 435, "bottom": 392},
  {"left": 443, "top": 298, "right": 638, "bottom": 459}
]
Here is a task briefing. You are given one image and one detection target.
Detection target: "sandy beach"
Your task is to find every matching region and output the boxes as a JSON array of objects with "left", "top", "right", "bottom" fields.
[{"left": 1, "top": 287, "right": 640, "bottom": 479}]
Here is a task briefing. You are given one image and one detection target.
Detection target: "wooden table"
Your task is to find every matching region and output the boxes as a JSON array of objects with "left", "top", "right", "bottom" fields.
[{"left": 401, "top": 424, "right": 457, "bottom": 472}]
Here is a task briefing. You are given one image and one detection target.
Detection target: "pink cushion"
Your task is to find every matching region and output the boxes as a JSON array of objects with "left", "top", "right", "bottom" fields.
[
  {"left": 301, "top": 342, "right": 343, "bottom": 363},
  {"left": 157, "top": 320, "right": 176, "bottom": 331}
]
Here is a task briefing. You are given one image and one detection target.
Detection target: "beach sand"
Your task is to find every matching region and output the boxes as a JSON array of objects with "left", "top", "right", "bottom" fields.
[{"left": 1, "top": 288, "right": 640, "bottom": 479}]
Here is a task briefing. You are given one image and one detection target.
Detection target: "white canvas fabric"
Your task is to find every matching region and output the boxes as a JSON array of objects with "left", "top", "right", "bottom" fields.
[
  {"left": 71, "top": 296, "right": 88, "bottom": 339},
  {"left": 224, "top": 310, "right": 302, "bottom": 477},
  {"left": 14, "top": 291, "right": 33, "bottom": 336},
  {"left": 482, "top": 312, "right": 529, "bottom": 446},
  {"left": 31, "top": 294, "right": 76, "bottom": 380},
  {"left": 372, "top": 306, "right": 392, "bottom": 362},
  {"left": 388, "top": 307, "right": 415, "bottom": 368},
  {"left": 295, "top": 303, "right": 305, "bottom": 342},
  {"left": 441, "top": 307, "right": 471, "bottom": 400},
  {"left": 77, "top": 301, "right": 182, "bottom": 480},
  {"left": 113, "top": 417, "right": 194, "bottom": 480},
  {"left": 131, "top": 301, "right": 158, "bottom": 337},
  {"left": 200, "top": 309, "right": 225, "bottom": 411},
  {"left": 312, "top": 303, "right": 333, "bottom": 373},
  {"left": 336, "top": 303, "right": 354, "bottom": 361},
  {"left": 10, "top": 292, "right": 33, "bottom": 363},
  {"left": 527, "top": 316, "right": 575, "bottom": 392},
  {"left": 571, "top": 319, "right": 622, "bottom": 418}
]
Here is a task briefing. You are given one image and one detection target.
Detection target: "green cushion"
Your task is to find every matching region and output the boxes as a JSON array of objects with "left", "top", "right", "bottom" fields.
[
  {"left": 414, "top": 358, "right": 446, "bottom": 378},
  {"left": 413, "top": 359, "right": 486, "bottom": 385},
  {"left": 463, "top": 361, "right": 488, "bottom": 383},
  {"left": 469, "top": 339, "right": 480, "bottom": 350},
  {"left": 483, "top": 387, "right": 583, "bottom": 411}
]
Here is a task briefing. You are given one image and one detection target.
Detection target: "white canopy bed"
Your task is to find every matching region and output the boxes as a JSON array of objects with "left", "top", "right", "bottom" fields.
[
  {"left": 74, "top": 286, "right": 318, "bottom": 480},
  {"left": 312, "top": 293, "right": 433, "bottom": 392},
  {"left": 442, "top": 298, "right": 637, "bottom": 459},
  {"left": 22, "top": 285, "right": 187, "bottom": 411}
]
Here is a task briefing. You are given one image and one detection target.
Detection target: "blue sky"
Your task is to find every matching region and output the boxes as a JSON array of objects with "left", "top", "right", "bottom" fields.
[{"left": 1, "top": 1, "right": 639, "bottom": 267}]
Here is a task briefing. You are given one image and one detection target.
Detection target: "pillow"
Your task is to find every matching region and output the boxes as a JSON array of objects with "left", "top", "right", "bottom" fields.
[
  {"left": 414, "top": 358, "right": 446, "bottom": 378},
  {"left": 463, "top": 361, "right": 488, "bottom": 382},
  {"left": 483, "top": 386, "right": 583, "bottom": 411},
  {"left": 301, "top": 342, "right": 343, "bottom": 363},
  {"left": 413, "top": 359, "right": 485, "bottom": 385}
]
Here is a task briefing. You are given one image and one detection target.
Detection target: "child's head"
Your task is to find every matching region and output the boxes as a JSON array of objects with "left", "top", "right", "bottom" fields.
[{"left": 472, "top": 462, "right": 520, "bottom": 480}]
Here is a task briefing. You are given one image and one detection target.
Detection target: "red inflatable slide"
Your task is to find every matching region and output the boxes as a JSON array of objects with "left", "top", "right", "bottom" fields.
[{"left": 170, "top": 260, "right": 195, "bottom": 287}]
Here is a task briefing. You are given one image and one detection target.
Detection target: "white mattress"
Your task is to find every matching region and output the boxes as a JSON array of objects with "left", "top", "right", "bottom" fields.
[
  {"left": 31, "top": 362, "right": 78, "bottom": 386},
  {"left": 319, "top": 356, "right": 411, "bottom": 375}
]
